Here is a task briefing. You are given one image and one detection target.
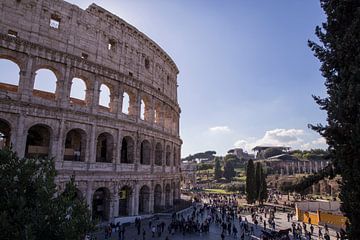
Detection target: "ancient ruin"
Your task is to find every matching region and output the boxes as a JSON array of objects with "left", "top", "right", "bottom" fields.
[{"left": 0, "top": 0, "right": 181, "bottom": 221}]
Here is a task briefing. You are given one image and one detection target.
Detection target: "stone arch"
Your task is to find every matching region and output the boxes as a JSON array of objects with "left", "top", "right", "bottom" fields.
[
  {"left": 92, "top": 187, "right": 111, "bottom": 221},
  {"left": 165, "top": 145, "right": 171, "bottom": 166},
  {"left": 25, "top": 124, "right": 52, "bottom": 158},
  {"left": 140, "top": 99, "right": 146, "bottom": 120},
  {"left": 155, "top": 142, "right": 163, "bottom": 166},
  {"left": 165, "top": 184, "right": 171, "bottom": 207},
  {"left": 0, "top": 58, "right": 21, "bottom": 92},
  {"left": 33, "top": 68, "right": 58, "bottom": 100},
  {"left": 99, "top": 83, "right": 111, "bottom": 108},
  {"left": 64, "top": 128, "right": 87, "bottom": 161},
  {"left": 154, "top": 184, "right": 162, "bottom": 212},
  {"left": 70, "top": 77, "right": 87, "bottom": 105},
  {"left": 122, "top": 91, "right": 130, "bottom": 114},
  {"left": 0, "top": 118, "right": 12, "bottom": 149},
  {"left": 119, "top": 185, "right": 132, "bottom": 216},
  {"left": 121, "top": 136, "right": 134, "bottom": 163},
  {"left": 96, "top": 132, "right": 114, "bottom": 163},
  {"left": 140, "top": 139, "right": 151, "bottom": 165},
  {"left": 139, "top": 185, "right": 150, "bottom": 214}
]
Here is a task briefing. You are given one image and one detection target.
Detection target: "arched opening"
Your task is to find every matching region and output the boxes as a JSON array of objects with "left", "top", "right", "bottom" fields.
[
  {"left": 33, "top": 69, "right": 57, "bottom": 100},
  {"left": 96, "top": 132, "right": 114, "bottom": 163},
  {"left": 92, "top": 187, "right": 110, "bottom": 221},
  {"left": 139, "top": 185, "right": 150, "bottom": 214},
  {"left": 140, "top": 99, "right": 145, "bottom": 120},
  {"left": 0, "top": 119, "right": 11, "bottom": 149},
  {"left": 122, "top": 92, "right": 130, "bottom": 114},
  {"left": 0, "top": 59, "right": 20, "bottom": 92},
  {"left": 99, "top": 84, "right": 111, "bottom": 108},
  {"left": 119, "top": 186, "right": 132, "bottom": 216},
  {"left": 171, "top": 182, "right": 176, "bottom": 202},
  {"left": 121, "top": 136, "right": 134, "bottom": 163},
  {"left": 70, "top": 78, "right": 87, "bottom": 105},
  {"left": 165, "top": 145, "right": 171, "bottom": 166},
  {"left": 165, "top": 184, "right": 171, "bottom": 207},
  {"left": 140, "top": 140, "right": 151, "bottom": 165},
  {"left": 64, "top": 129, "right": 86, "bottom": 161},
  {"left": 154, "top": 109, "right": 158, "bottom": 123},
  {"left": 25, "top": 124, "right": 51, "bottom": 158},
  {"left": 154, "top": 184, "right": 162, "bottom": 213},
  {"left": 155, "top": 142, "right": 163, "bottom": 166}
]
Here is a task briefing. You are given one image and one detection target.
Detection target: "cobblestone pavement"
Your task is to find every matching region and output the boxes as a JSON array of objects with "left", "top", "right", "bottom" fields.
[{"left": 91, "top": 206, "right": 339, "bottom": 240}]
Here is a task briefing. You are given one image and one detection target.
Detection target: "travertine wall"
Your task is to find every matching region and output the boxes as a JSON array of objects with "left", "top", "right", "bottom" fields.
[{"left": 0, "top": 0, "right": 181, "bottom": 220}]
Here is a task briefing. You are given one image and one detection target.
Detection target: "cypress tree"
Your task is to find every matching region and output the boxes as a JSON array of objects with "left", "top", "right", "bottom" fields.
[
  {"left": 259, "top": 166, "right": 268, "bottom": 204},
  {"left": 214, "top": 157, "right": 222, "bottom": 181},
  {"left": 309, "top": 1, "right": 360, "bottom": 237},
  {"left": 223, "top": 159, "right": 236, "bottom": 181},
  {"left": 246, "top": 159, "right": 256, "bottom": 204},
  {"left": 255, "top": 162, "right": 262, "bottom": 202}
]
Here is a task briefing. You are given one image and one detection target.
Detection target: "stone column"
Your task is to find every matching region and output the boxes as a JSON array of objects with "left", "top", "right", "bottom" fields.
[
  {"left": 161, "top": 181, "right": 166, "bottom": 208},
  {"left": 91, "top": 79, "right": 100, "bottom": 114},
  {"left": 149, "top": 182, "right": 154, "bottom": 214},
  {"left": 58, "top": 65, "right": 71, "bottom": 108},
  {"left": 88, "top": 124, "right": 97, "bottom": 165},
  {"left": 19, "top": 56, "right": 34, "bottom": 102},
  {"left": 15, "top": 113, "right": 26, "bottom": 158},
  {"left": 55, "top": 119, "right": 65, "bottom": 165},
  {"left": 117, "top": 88, "right": 124, "bottom": 119},
  {"left": 115, "top": 129, "right": 122, "bottom": 167},
  {"left": 131, "top": 183, "right": 139, "bottom": 216},
  {"left": 86, "top": 181, "right": 93, "bottom": 216},
  {"left": 112, "top": 188, "right": 119, "bottom": 219}
]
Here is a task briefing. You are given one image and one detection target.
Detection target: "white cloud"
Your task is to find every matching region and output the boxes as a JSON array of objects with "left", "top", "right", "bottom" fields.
[
  {"left": 300, "top": 137, "right": 327, "bottom": 150},
  {"left": 209, "top": 126, "right": 231, "bottom": 133}
]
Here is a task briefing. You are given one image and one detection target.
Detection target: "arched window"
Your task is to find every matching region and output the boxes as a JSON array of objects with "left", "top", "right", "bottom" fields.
[
  {"left": 140, "top": 99, "right": 145, "bottom": 120},
  {"left": 122, "top": 92, "right": 130, "bottom": 114},
  {"left": 99, "top": 84, "right": 111, "bottom": 108},
  {"left": 70, "top": 78, "right": 87, "bottom": 102},
  {"left": 96, "top": 132, "right": 114, "bottom": 163},
  {"left": 25, "top": 124, "right": 51, "bottom": 158},
  {"left": 155, "top": 142, "right": 163, "bottom": 166},
  {"left": 33, "top": 69, "right": 57, "bottom": 94},
  {"left": 0, "top": 59, "right": 20, "bottom": 92},
  {"left": 140, "top": 140, "right": 151, "bottom": 165},
  {"left": 121, "top": 136, "right": 134, "bottom": 163},
  {"left": 154, "top": 184, "right": 162, "bottom": 212},
  {"left": 64, "top": 129, "right": 86, "bottom": 161},
  {"left": 0, "top": 119, "right": 11, "bottom": 149},
  {"left": 139, "top": 185, "right": 150, "bottom": 214}
]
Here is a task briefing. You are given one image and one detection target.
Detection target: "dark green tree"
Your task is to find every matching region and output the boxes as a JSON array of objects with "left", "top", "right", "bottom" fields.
[
  {"left": 309, "top": 0, "right": 360, "bottom": 237},
  {"left": 259, "top": 166, "right": 268, "bottom": 204},
  {"left": 214, "top": 157, "right": 222, "bottom": 180},
  {"left": 0, "top": 149, "right": 94, "bottom": 240},
  {"left": 246, "top": 159, "right": 256, "bottom": 204},
  {"left": 255, "top": 162, "right": 262, "bottom": 201},
  {"left": 223, "top": 158, "right": 236, "bottom": 181}
]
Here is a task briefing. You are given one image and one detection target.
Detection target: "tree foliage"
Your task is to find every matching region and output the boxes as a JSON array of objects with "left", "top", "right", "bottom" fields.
[
  {"left": 0, "top": 149, "right": 94, "bottom": 240},
  {"left": 183, "top": 151, "right": 216, "bottom": 162},
  {"left": 254, "top": 162, "right": 268, "bottom": 204},
  {"left": 246, "top": 159, "right": 256, "bottom": 204},
  {"left": 309, "top": 1, "right": 360, "bottom": 237},
  {"left": 214, "top": 157, "right": 222, "bottom": 180},
  {"left": 223, "top": 158, "right": 236, "bottom": 181}
]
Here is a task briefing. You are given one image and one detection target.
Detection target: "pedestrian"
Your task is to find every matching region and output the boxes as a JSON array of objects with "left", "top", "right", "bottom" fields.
[
  {"left": 151, "top": 226, "right": 156, "bottom": 237},
  {"left": 142, "top": 228, "right": 146, "bottom": 240}
]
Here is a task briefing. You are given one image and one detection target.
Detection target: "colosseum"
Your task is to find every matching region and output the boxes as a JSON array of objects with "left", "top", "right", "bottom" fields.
[{"left": 0, "top": 0, "right": 182, "bottom": 221}]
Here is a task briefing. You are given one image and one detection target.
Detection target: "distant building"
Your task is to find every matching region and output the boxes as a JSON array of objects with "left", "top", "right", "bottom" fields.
[
  {"left": 227, "top": 148, "right": 254, "bottom": 160},
  {"left": 180, "top": 161, "right": 197, "bottom": 189},
  {"left": 252, "top": 146, "right": 290, "bottom": 159}
]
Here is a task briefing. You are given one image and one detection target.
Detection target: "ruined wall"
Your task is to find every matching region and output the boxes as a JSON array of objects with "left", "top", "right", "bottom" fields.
[{"left": 0, "top": 0, "right": 182, "bottom": 219}]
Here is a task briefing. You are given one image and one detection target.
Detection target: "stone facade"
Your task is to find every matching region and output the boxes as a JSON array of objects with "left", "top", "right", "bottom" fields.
[{"left": 0, "top": 0, "right": 181, "bottom": 221}]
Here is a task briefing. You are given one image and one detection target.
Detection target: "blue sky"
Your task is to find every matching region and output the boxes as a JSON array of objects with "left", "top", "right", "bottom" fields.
[{"left": 1, "top": 0, "right": 328, "bottom": 157}]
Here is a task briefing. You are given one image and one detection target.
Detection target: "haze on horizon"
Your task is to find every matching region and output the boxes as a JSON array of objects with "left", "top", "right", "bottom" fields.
[{"left": 1, "top": 0, "right": 329, "bottom": 157}]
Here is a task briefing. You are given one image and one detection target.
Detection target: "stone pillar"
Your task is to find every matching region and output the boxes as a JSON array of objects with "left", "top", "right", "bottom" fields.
[
  {"left": 145, "top": 98, "right": 155, "bottom": 123},
  {"left": 149, "top": 182, "right": 154, "bottom": 214},
  {"left": 117, "top": 89, "right": 124, "bottom": 119},
  {"left": 19, "top": 56, "right": 34, "bottom": 102},
  {"left": 115, "top": 129, "right": 122, "bottom": 166},
  {"left": 91, "top": 79, "right": 100, "bottom": 114},
  {"left": 86, "top": 181, "right": 93, "bottom": 216},
  {"left": 55, "top": 119, "right": 65, "bottom": 165},
  {"left": 109, "top": 90, "right": 120, "bottom": 114},
  {"left": 88, "top": 124, "right": 97, "bottom": 164},
  {"left": 161, "top": 181, "right": 166, "bottom": 208},
  {"left": 131, "top": 183, "right": 139, "bottom": 215},
  {"left": 129, "top": 90, "right": 140, "bottom": 118},
  {"left": 15, "top": 113, "right": 26, "bottom": 158},
  {"left": 58, "top": 65, "right": 71, "bottom": 108},
  {"left": 150, "top": 138, "right": 155, "bottom": 174},
  {"left": 112, "top": 188, "right": 119, "bottom": 219}
]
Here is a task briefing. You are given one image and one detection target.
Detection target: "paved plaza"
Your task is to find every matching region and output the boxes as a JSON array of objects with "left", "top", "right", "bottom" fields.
[{"left": 91, "top": 204, "right": 339, "bottom": 240}]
